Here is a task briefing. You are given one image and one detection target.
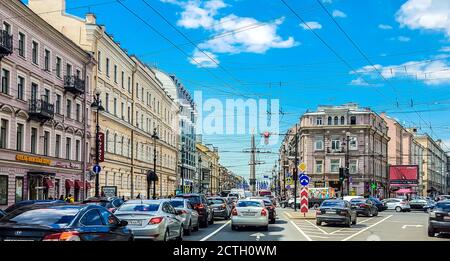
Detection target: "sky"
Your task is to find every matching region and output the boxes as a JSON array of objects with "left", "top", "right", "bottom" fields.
[{"left": 23, "top": 0, "right": 450, "bottom": 182}]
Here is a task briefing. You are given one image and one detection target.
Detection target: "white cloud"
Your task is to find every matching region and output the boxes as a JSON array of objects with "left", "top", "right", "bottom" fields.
[
  {"left": 332, "top": 10, "right": 346, "bottom": 18},
  {"left": 300, "top": 21, "right": 322, "bottom": 30},
  {"left": 440, "top": 46, "right": 450, "bottom": 52},
  {"left": 350, "top": 77, "right": 370, "bottom": 86},
  {"left": 322, "top": 0, "right": 333, "bottom": 3},
  {"left": 390, "top": 36, "right": 411, "bottom": 42},
  {"left": 190, "top": 49, "right": 219, "bottom": 68},
  {"left": 396, "top": 0, "right": 450, "bottom": 37},
  {"left": 378, "top": 24, "right": 393, "bottom": 30},
  {"left": 351, "top": 59, "right": 450, "bottom": 85},
  {"left": 176, "top": 0, "right": 227, "bottom": 29}
]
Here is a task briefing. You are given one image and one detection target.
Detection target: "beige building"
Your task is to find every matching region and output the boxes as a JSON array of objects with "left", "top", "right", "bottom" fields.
[
  {"left": 196, "top": 142, "right": 220, "bottom": 195},
  {"left": 29, "top": 0, "right": 179, "bottom": 199}
]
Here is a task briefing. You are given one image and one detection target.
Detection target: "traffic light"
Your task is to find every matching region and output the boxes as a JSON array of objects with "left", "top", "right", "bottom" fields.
[{"left": 339, "top": 167, "right": 345, "bottom": 182}]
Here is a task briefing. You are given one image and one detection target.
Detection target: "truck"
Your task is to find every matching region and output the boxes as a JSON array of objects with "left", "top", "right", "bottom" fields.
[
  {"left": 284, "top": 187, "right": 336, "bottom": 208},
  {"left": 229, "top": 188, "right": 245, "bottom": 199}
]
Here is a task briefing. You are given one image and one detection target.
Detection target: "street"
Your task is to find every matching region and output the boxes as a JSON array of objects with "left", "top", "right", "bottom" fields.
[{"left": 184, "top": 208, "right": 450, "bottom": 241}]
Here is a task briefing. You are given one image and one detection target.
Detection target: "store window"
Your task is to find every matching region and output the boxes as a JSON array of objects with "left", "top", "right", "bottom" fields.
[
  {"left": 15, "top": 177, "right": 24, "bottom": 203},
  {"left": 0, "top": 175, "right": 8, "bottom": 205}
]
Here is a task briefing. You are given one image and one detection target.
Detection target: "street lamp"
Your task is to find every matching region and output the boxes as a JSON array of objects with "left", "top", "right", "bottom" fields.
[
  {"left": 90, "top": 91, "right": 104, "bottom": 197},
  {"left": 151, "top": 128, "right": 159, "bottom": 199},
  {"left": 198, "top": 155, "right": 202, "bottom": 193},
  {"left": 180, "top": 141, "right": 185, "bottom": 193}
]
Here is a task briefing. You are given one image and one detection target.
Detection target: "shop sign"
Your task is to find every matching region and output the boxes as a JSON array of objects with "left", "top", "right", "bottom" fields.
[
  {"left": 16, "top": 154, "right": 51, "bottom": 165},
  {"left": 55, "top": 162, "right": 81, "bottom": 169}
]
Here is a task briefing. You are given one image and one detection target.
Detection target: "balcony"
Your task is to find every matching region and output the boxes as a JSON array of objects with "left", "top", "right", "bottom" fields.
[
  {"left": 64, "top": 76, "right": 85, "bottom": 95},
  {"left": 29, "top": 98, "right": 54, "bottom": 122},
  {"left": 0, "top": 30, "right": 13, "bottom": 56}
]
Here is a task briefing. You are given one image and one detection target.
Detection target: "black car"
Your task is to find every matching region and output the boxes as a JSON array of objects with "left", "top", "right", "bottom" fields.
[
  {"left": 350, "top": 198, "right": 378, "bottom": 217},
  {"left": 4, "top": 200, "right": 65, "bottom": 213},
  {"left": 368, "top": 197, "right": 387, "bottom": 212},
  {"left": 409, "top": 198, "right": 428, "bottom": 211},
  {"left": 82, "top": 197, "right": 124, "bottom": 213},
  {"left": 175, "top": 193, "right": 213, "bottom": 227},
  {"left": 428, "top": 200, "right": 450, "bottom": 237},
  {"left": 0, "top": 204, "right": 133, "bottom": 241},
  {"left": 316, "top": 200, "right": 357, "bottom": 227},
  {"left": 208, "top": 197, "right": 231, "bottom": 220},
  {"left": 0, "top": 209, "right": 5, "bottom": 219}
]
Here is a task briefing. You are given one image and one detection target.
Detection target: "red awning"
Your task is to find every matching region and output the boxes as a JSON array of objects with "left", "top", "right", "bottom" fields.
[
  {"left": 85, "top": 181, "right": 92, "bottom": 190},
  {"left": 395, "top": 188, "right": 416, "bottom": 194},
  {"left": 74, "top": 180, "right": 83, "bottom": 189},
  {"left": 65, "top": 179, "right": 74, "bottom": 188},
  {"left": 43, "top": 178, "right": 54, "bottom": 188}
]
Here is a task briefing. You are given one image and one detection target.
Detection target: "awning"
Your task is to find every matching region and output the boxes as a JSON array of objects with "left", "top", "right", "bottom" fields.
[
  {"left": 43, "top": 178, "right": 54, "bottom": 188},
  {"left": 27, "top": 171, "right": 56, "bottom": 177},
  {"left": 395, "top": 188, "right": 417, "bottom": 194},
  {"left": 74, "top": 180, "right": 83, "bottom": 189},
  {"left": 85, "top": 182, "right": 92, "bottom": 189},
  {"left": 65, "top": 179, "right": 74, "bottom": 188}
]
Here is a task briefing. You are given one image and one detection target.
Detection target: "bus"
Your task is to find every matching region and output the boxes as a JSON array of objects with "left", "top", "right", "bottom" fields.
[{"left": 258, "top": 190, "right": 272, "bottom": 197}]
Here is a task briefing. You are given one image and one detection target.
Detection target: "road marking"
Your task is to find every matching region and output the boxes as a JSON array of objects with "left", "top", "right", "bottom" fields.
[
  {"left": 290, "top": 220, "right": 313, "bottom": 241},
  {"left": 329, "top": 217, "right": 374, "bottom": 235},
  {"left": 341, "top": 215, "right": 392, "bottom": 241},
  {"left": 305, "top": 220, "right": 328, "bottom": 234},
  {"left": 401, "top": 224, "right": 423, "bottom": 229},
  {"left": 250, "top": 232, "right": 266, "bottom": 241},
  {"left": 284, "top": 212, "right": 293, "bottom": 218},
  {"left": 309, "top": 235, "right": 330, "bottom": 239},
  {"left": 200, "top": 221, "right": 231, "bottom": 241}
]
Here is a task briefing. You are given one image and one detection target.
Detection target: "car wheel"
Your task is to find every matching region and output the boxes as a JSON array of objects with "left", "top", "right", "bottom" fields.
[
  {"left": 346, "top": 218, "right": 352, "bottom": 227},
  {"left": 231, "top": 225, "right": 237, "bottom": 231},
  {"left": 262, "top": 225, "right": 269, "bottom": 231},
  {"left": 184, "top": 221, "right": 192, "bottom": 236},
  {"left": 163, "top": 229, "right": 170, "bottom": 242},
  {"left": 395, "top": 206, "right": 402, "bottom": 212},
  {"left": 176, "top": 227, "right": 183, "bottom": 242},
  {"left": 428, "top": 226, "right": 436, "bottom": 237},
  {"left": 352, "top": 217, "right": 357, "bottom": 225},
  {"left": 406, "top": 209, "right": 411, "bottom": 212},
  {"left": 373, "top": 209, "right": 378, "bottom": 217},
  {"left": 209, "top": 214, "right": 214, "bottom": 225},
  {"left": 193, "top": 221, "right": 200, "bottom": 232},
  {"left": 316, "top": 220, "right": 322, "bottom": 226}
]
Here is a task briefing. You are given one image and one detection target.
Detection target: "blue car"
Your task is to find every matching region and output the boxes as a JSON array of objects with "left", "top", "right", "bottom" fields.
[
  {"left": 368, "top": 197, "right": 387, "bottom": 212},
  {"left": 3, "top": 200, "right": 65, "bottom": 213},
  {"left": 0, "top": 203, "right": 133, "bottom": 241}
]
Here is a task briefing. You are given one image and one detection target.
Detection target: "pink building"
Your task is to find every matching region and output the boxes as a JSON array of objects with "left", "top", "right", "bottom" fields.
[{"left": 0, "top": 1, "right": 94, "bottom": 208}]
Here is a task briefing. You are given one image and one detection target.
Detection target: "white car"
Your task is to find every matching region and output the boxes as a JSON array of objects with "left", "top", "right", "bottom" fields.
[
  {"left": 382, "top": 198, "right": 411, "bottom": 212},
  {"left": 231, "top": 199, "right": 269, "bottom": 231}
]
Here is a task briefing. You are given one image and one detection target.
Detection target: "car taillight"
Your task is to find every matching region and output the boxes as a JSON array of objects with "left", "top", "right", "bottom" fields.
[
  {"left": 359, "top": 204, "right": 367, "bottom": 207},
  {"left": 182, "top": 210, "right": 188, "bottom": 214},
  {"left": 43, "top": 231, "right": 80, "bottom": 241},
  {"left": 149, "top": 217, "right": 164, "bottom": 224},
  {"left": 338, "top": 210, "right": 348, "bottom": 216},
  {"left": 232, "top": 208, "right": 238, "bottom": 216},
  {"left": 261, "top": 209, "right": 267, "bottom": 216},
  {"left": 195, "top": 204, "right": 204, "bottom": 210},
  {"left": 315, "top": 210, "right": 322, "bottom": 215}
]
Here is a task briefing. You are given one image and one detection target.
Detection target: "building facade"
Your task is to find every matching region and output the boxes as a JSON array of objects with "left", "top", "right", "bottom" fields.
[
  {"left": 196, "top": 141, "right": 220, "bottom": 195},
  {"left": 0, "top": 0, "right": 94, "bottom": 209}
]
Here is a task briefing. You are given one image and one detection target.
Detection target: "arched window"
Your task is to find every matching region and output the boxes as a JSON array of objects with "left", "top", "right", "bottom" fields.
[
  {"left": 328, "top": 116, "right": 332, "bottom": 125},
  {"left": 113, "top": 133, "right": 117, "bottom": 154},
  {"left": 105, "top": 130, "right": 110, "bottom": 152},
  {"left": 334, "top": 116, "right": 338, "bottom": 125},
  {"left": 340, "top": 116, "right": 345, "bottom": 125},
  {"left": 350, "top": 116, "right": 356, "bottom": 125}
]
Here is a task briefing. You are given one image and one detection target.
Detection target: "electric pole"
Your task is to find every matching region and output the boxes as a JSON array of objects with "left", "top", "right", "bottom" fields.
[
  {"left": 293, "top": 124, "right": 299, "bottom": 212},
  {"left": 250, "top": 133, "right": 256, "bottom": 194}
]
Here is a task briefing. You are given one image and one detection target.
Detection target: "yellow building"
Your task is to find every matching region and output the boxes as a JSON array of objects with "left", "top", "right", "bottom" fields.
[{"left": 196, "top": 142, "right": 220, "bottom": 195}]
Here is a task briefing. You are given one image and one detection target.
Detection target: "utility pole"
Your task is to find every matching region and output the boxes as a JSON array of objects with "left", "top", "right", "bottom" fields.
[
  {"left": 345, "top": 132, "right": 350, "bottom": 196},
  {"left": 152, "top": 128, "right": 159, "bottom": 199},
  {"left": 293, "top": 124, "right": 299, "bottom": 212},
  {"left": 250, "top": 133, "right": 256, "bottom": 194}
]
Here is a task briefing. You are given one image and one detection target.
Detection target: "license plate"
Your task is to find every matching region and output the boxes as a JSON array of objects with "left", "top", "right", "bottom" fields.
[
  {"left": 444, "top": 216, "right": 450, "bottom": 220},
  {"left": 242, "top": 212, "right": 256, "bottom": 216},
  {"left": 127, "top": 220, "right": 142, "bottom": 225}
]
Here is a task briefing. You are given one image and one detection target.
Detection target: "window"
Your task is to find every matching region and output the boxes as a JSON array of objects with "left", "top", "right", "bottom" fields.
[
  {"left": 141, "top": 87, "right": 144, "bottom": 101},
  {"left": 315, "top": 160, "right": 323, "bottom": 174},
  {"left": 121, "top": 136, "right": 124, "bottom": 155},
  {"left": 0, "top": 175, "right": 7, "bottom": 205},
  {"left": 1, "top": 69, "right": 10, "bottom": 94},
  {"left": 316, "top": 117, "right": 322, "bottom": 125},
  {"left": 121, "top": 102, "right": 124, "bottom": 120},
  {"left": 17, "top": 76, "right": 24, "bottom": 100},
  {"left": 66, "top": 99, "right": 72, "bottom": 119},
  {"left": 127, "top": 77, "right": 131, "bottom": 93},
  {"left": 55, "top": 94, "right": 61, "bottom": 114},
  {"left": 16, "top": 123, "right": 23, "bottom": 151},
  {"left": 127, "top": 106, "right": 130, "bottom": 123},
  {"left": 349, "top": 159, "right": 358, "bottom": 174},
  {"left": 106, "top": 58, "right": 110, "bottom": 77},
  {"left": 32, "top": 41, "right": 39, "bottom": 64},
  {"left": 2, "top": 22, "right": 10, "bottom": 34},
  {"left": 331, "top": 137, "right": 341, "bottom": 151},
  {"left": 121, "top": 71, "right": 124, "bottom": 88},
  {"left": 66, "top": 63, "right": 72, "bottom": 76},
  {"left": 18, "top": 32, "right": 25, "bottom": 57},
  {"left": 340, "top": 116, "right": 345, "bottom": 125},
  {"left": 31, "top": 83, "right": 38, "bottom": 101},
  {"left": 15, "top": 177, "right": 24, "bottom": 203},
  {"left": 136, "top": 83, "right": 139, "bottom": 99},
  {"left": 55, "top": 134, "right": 61, "bottom": 158},
  {"left": 31, "top": 127, "right": 37, "bottom": 154},
  {"left": 80, "top": 209, "right": 104, "bottom": 226},
  {"left": 0, "top": 119, "right": 8, "bottom": 149},
  {"left": 56, "top": 57, "right": 62, "bottom": 78},
  {"left": 113, "top": 97, "right": 117, "bottom": 116},
  {"left": 114, "top": 65, "right": 117, "bottom": 83},
  {"left": 328, "top": 116, "right": 332, "bottom": 125},
  {"left": 113, "top": 134, "right": 117, "bottom": 154},
  {"left": 349, "top": 136, "right": 358, "bottom": 150},
  {"left": 76, "top": 140, "right": 80, "bottom": 161},
  {"left": 105, "top": 93, "right": 109, "bottom": 112},
  {"left": 66, "top": 137, "right": 71, "bottom": 160},
  {"left": 350, "top": 116, "right": 356, "bottom": 125},
  {"left": 334, "top": 116, "right": 338, "bottom": 125},
  {"left": 314, "top": 136, "right": 324, "bottom": 151},
  {"left": 44, "top": 89, "right": 50, "bottom": 103},
  {"left": 76, "top": 69, "right": 81, "bottom": 79},
  {"left": 76, "top": 104, "right": 81, "bottom": 122},
  {"left": 141, "top": 115, "right": 143, "bottom": 130},
  {"left": 97, "top": 51, "right": 102, "bottom": 71},
  {"left": 330, "top": 159, "right": 340, "bottom": 173},
  {"left": 43, "top": 131, "right": 49, "bottom": 156},
  {"left": 44, "top": 49, "right": 50, "bottom": 71}
]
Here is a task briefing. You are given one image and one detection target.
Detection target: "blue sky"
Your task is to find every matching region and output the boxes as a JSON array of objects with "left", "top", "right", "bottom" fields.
[{"left": 26, "top": 0, "right": 450, "bottom": 181}]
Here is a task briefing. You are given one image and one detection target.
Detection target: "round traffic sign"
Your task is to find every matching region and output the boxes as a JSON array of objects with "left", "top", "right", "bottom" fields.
[
  {"left": 93, "top": 164, "right": 101, "bottom": 174},
  {"left": 299, "top": 174, "right": 310, "bottom": 186}
]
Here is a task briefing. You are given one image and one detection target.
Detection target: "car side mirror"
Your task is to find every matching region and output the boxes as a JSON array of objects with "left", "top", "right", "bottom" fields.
[{"left": 119, "top": 220, "right": 128, "bottom": 227}]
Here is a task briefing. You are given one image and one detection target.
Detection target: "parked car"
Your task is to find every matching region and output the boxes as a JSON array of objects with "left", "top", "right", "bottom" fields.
[
  {"left": 409, "top": 198, "right": 428, "bottom": 211},
  {"left": 0, "top": 209, "right": 5, "bottom": 219},
  {"left": 316, "top": 199, "right": 357, "bottom": 227},
  {"left": 175, "top": 194, "right": 213, "bottom": 227},
  {"left": 368, "top": 197, "right": 387, "bottom": 212},
  {"left": 350, "top": 198, "right": 378, "bottom": 217},
  {"left": 231, "top": 199, "right": 269, "bottom": 231},
  {"left": 169, "top": 198, "right": 200, "bottom": 235},
  {"left": 208, "top": 197, "right": 231, "bottom": 220},
  {"left": 247, "top": 197, "right": 276, "bottom": 224},
  {"left": 227, "top": 197, "right": 238, "bottom": 208},
  {"left": 423, "top": 199, "right": 437, "bottom": 212},
  {"left": 114, "top": 199, "right": 183, "bottom": 241},
  {"left": 0, "top": 203, "right": 132, "bottom": 241},
  {"left": 82, "top": 197, "right": 124, "bottom": 213},
  {"left": 427, "top": 200, "right": 450, "bottom": 237},
  {"left": 3, "top": 200, "right": 65, "bottom": 213},
  {"left": 382, "top": 198, "right": 411, "bottom": 212},
  {"left": 437, "top": 195, "right": 450, "bottom": 201}
]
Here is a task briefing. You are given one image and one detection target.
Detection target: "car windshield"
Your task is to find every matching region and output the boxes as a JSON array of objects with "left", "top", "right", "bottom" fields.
[
  {"left": 237, "top": 201, "right": 262, "bottom": 207},
  {"left": 435, "top": 202, "right": 450, "bottom": 212},
  {"left": 263, "top": 200, "right": 272, "bottom": 206},
  {"left": 118, "top": 204, "right": 159, "bottom": 212},
  {"left": 209, "top": 199, "right": 225, "bottom": 204},
  {"left": 350, "top": 199, "right": 366, "bottom": 203},
  {"left": 85, "top": 201, "right": 113, "bottom": 208},
  {"left": 0, "top": 206, "right": 80, "bottom": 228},
  {"left": 176, "top": 195, "right": 201, "bottom": 205},
  {"left": 321, "top": 201, "right": 345, "bottom": 207},
  {"left": 169, "top": 201, "right": 185, "bottom": 208}
]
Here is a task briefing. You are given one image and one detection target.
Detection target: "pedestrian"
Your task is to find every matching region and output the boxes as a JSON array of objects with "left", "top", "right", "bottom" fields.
[
  {"left": 136, "top": 193, "right": 141, "bottom": 199},
  {"left": 48, "top": 196, "right": 53, "bottom": 200},
  {"left": 59, "top": 195, "right": 64, "bottom": 201},
  {"left": 101, "top": 190, "right": 105, "bottom": 197},
  {"left": 122, "top": 195, "right": 125, "bottom": 201}
]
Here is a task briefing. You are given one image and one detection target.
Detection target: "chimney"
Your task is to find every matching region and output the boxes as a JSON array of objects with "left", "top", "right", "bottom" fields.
[{"left": 86, "top": 13, "right": 97, "bottom": 24}]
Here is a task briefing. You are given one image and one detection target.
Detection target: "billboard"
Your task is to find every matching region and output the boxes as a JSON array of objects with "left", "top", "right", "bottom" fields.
[{"left": 389, "top": 165, "right": 419, "bottom": 185}]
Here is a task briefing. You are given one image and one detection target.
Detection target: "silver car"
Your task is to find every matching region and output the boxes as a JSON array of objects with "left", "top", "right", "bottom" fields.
[
  {"left": 231, "top": 199, "right": 269, "bottom": 231},
  {"left": 169, "top": 198, "right": 200, "bottom": 235},
  {"left": 382, "top": 198, "right": 411, "bottom": 212},
  {"left": 114, "top": 199, "right": 184, "bottom": 241}
]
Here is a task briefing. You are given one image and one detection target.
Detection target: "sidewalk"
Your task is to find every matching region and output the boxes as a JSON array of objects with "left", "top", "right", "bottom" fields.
[{"left": 280, "top": 208, "right": 316, "bottom": 220}]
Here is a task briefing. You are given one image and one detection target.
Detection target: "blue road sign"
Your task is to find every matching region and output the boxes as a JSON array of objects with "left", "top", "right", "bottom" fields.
[
  {"left": 299, "top": 174, "right": 310, "bottom": 186},
  {"left": 93, "top": 164, "right": 101, "bottom": 174}
]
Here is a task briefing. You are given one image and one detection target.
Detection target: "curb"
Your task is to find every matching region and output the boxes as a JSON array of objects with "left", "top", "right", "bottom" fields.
[{"left": 284, "top": 212, "right": 316, "bottom": 220}]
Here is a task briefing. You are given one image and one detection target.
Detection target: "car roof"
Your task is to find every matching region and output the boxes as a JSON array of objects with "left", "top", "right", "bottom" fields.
[
  {"left": 176, "top": 193, "right": 202, "bottom": 197},
  {"left": 124, "top": 199, "right": 164, "bottom": 204}
]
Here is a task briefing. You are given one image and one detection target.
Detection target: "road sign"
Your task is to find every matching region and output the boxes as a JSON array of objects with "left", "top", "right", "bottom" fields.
[
  {"left": 299, "top": 162, "right": 306, "bottom": 172},
  {"left": 97, "top": 132, "right": 105, "bottom": 163},
  {"left": 286, "top": 177, "right": 293, "bottom": 185},
  {"left": 93, "top": 164, "right": 101, "bottom": 174},
  {"left": 299, "top": 174, "right": 310, "bottom": 186},
  {"left": 371, "top": 183, "right": 377, "bottom": 190},
  {"left": 300, "top": 187, "right": 308, "bottom": 213}
]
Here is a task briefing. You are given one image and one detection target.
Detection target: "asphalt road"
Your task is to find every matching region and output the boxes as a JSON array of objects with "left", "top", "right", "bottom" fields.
[{"left": 183, "top": 208, "right": 450, "bottom": 241}]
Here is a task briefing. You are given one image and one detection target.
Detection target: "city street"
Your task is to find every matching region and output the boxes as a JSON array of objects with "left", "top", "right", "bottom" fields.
[{"left": 185, "top": 208, "right": 450, "bottom": 241}]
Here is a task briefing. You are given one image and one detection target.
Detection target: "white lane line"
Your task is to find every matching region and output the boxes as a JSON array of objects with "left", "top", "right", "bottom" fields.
[
  {"left": 341, "top": 215, "right": 392, "bottom": 241},
  {"left": 309, "top": 235, "right": 330, "bottom": 239},
  {"left": 289, "top": 220, "right": 313, "bottom": 241},
  {"left": 200, "top": 221, "right": 231, "bottom": 241},
  {"left": 329, "top": 217, "right": 374, "bottom": 235},
  {"left": 305, "top": 220, "right": 329, "bottom": 235}
]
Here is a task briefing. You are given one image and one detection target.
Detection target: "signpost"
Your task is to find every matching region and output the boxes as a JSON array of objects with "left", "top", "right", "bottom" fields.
[
  {"left": 93, "top": 164, "right": 101, "bottom": 174},
  {"left": 300, "top": 187, "right": 309, "bottom": 215},
  {"left": 299, "top": 174, "right": 310, "bottom": 187},
  {"left": 97, "top": 132, "right": 105, "bottom": 163}
]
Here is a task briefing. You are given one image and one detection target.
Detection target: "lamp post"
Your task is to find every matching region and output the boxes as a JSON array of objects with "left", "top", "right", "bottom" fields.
[
  {"left": 198, "top": 155, "right": 202, "bottom": 193},
  {"left": 90, "top": 92, "right": 104, "bottom": 197},
  {"left": 151, "top": 128, "right": 159, "bottom": 199},
  {"left": 181, "top": 142, "right": 185, "bottom": 193}
]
